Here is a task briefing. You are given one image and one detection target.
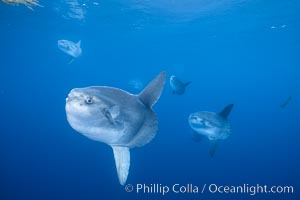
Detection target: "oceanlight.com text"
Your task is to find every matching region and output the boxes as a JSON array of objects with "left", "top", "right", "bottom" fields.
[
  {"left": 124, "top": 183, "right": 294, "bottom": 196},
  {"left": 208, "top": 183, "right": 294, "bottom": 195}
]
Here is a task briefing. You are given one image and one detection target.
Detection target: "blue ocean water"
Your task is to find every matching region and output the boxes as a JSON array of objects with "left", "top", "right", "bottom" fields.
[{"left": 0, "top": 0, "right": 299, "bottom": 199}]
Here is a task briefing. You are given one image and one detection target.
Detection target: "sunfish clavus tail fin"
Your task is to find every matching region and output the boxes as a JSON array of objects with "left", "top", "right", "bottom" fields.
[
  {"left": 112, "top": 146, "right": 130, "bottom": 185},
  {"left": 139, "top": 71, "right": 167, "bottom": 108}
]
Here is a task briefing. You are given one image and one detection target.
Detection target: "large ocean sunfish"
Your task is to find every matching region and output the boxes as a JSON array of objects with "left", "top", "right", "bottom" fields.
[
  {"left": 188, "top": 104, "right": 234, "bottom": 157},
  {"left": 65, "top": 72, "right": 166, "bottom": 185}
]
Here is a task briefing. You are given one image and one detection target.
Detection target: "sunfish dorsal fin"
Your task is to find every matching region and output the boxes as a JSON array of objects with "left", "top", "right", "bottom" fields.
[
  {"left": 112, "top": 146, "right": 130, "bottom": 185},
  {"left": 77, "top": 40, "right": 81, "bottom": 47},
  {"left": 184, "top": 81, "right": 192, "bottom": 87},
  {"left": 138, "top": 71, "right": 166, "bottom": 108},
  {"left": 219, "top": 104, "right": 234, "bottom": 118}
]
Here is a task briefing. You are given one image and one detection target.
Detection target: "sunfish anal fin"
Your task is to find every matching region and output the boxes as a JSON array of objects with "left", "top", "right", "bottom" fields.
[
  {"left": 112, "top": 146, "right": 130, "bottom": 185},
  {"left": 138, "top": 71, "right": 166, "bottom": 108},
  {"left": 68, "top": 57, "right": 75, "bottom": 64},
  {"left": 209, "top": 140, "right": 218, "bottom": 158}
]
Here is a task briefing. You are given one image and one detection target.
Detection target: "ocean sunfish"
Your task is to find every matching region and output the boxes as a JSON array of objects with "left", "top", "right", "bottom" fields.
[
  {"left": 1, "top": 0, "right": 42, "bottom": 10},
  {"left": 188, "top": 104, "right": 234, "bottom": 157},
  {"left": 280, "top": 96, "right": 292, "bottom": 109},
  {"left": 65, "top": 72, "right": 166, "bottom": 185},
  {"left": 57, "top": 39, "right": 82, "bottom": 63},
  {"left": 128, "top": 78, "right": 144, "bottom": 91},
  {"left": 170, "top": 75, "right": 191, "bottom": 95}
]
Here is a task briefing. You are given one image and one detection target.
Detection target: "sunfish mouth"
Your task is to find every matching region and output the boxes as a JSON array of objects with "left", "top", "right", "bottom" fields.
[
  {"left": 66, "top": 89, "right": 81, "bottom": 102},
  {"left": 66, "top": 96, "right": 70, "bottom": 102},
  {"left": 66, "top": 93, "right": 73, "bottom": 102}
]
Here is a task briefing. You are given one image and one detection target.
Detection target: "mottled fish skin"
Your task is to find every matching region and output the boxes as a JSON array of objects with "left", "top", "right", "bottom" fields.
[
  {"left": 170, "top": 75, "right": 191, "bottom": 95},
  {"left": 188, "top": 104, "right": 233, "bottom": 157},
  {"left": 58, "top": 39, "right": 82, "bottom": 58},
  {"left": 65, "top": 71, "right": 166, "bottom": 185}
]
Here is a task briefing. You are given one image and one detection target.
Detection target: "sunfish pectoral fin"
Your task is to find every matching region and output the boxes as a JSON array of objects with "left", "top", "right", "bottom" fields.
[
  {"left": 219, "top": 104, "right": 234, "bottom": 118},
  {"left": 209, "top": 140, "right": 218, "bottom": 158},
  {"left": 138, "top": 71, "right": 166, "bottom": 108},
  {"left": 112, "top": 146, "right": 130, "bottom": 185},
  {"left": 108, "top": 105, "right": 120, "bottom": 120}
]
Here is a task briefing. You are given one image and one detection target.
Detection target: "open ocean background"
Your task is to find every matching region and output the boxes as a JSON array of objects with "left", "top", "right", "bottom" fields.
[{"left": 0, "top": 0, "right": 299, "bottom": 199}]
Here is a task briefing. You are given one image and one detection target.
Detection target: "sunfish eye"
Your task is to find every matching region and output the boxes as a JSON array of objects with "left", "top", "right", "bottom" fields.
[
  {"left": 191, "top": 116, "right": 198, "bottom": 121},
  {"left": 190, "top": 115, "right": 200, "bottom": 122},
  {"left": 85, "top": 97, "right": 94, "bottom": 104}
]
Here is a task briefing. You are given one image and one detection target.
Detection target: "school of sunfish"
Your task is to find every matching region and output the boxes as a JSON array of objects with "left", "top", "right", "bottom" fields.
[
  {"left": 5, "top": 0, "right": 238, "bottom": 186},
  {"left": 1, "top": 0, "right": 293, "bottom": 190},
  {"left": 64, "top": 66, "right": 235, "bottom": 185}
]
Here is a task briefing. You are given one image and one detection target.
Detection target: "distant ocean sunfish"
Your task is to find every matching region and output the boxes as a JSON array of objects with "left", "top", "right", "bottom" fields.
[
  {"left": 188, "top": 104, "right": 234, "bottom": 157},
  {"left": 65, "top": 72, "right": 166, "bottom": 185},
  {"left": 128, "top": 79, "right": 144, "bottom": 91},
  {"left": 170, "top": 75, "right": 191, "bottom": 95},
  {"left": 57, "top": 39, "right": 82, "bottom": 63},
  {"left": 280, "top": 96, "right": 292, "bottom": 109}
]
